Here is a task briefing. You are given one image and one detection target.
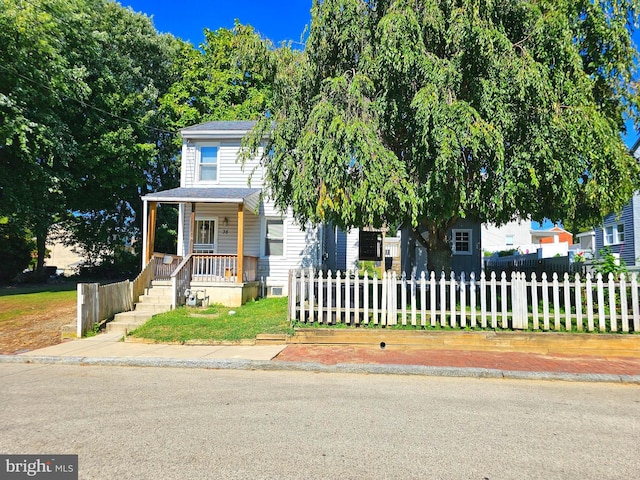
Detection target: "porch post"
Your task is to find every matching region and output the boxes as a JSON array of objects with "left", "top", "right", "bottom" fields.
[
  {"left": 237, "top": 203, "right": 244, "bottom": 283},
  {"left": 189, "top": 203, "right": 196, "bottom": 254},
  {"left": 142, "top": 200, "right": 148, "bottom": 268},
  {"left": 146, "top": 201, "right": 157, "bottom": 264}
]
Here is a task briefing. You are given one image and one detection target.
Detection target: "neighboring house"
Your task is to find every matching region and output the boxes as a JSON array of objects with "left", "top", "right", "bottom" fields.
[
  {"left": 591, "top": 138, "right": 640, "bottom": 267},
  {"left": 481, "top": 219, "right": 533, "bottom": 254},
  {"left": 593, "top": 193, "right": 639, "bottom": 266},
  {"left": 141, "top": 121, "right": 323, "bottom": 305},
  {"left": 44, "top": 227, "right": 86, "bottom": 276}
]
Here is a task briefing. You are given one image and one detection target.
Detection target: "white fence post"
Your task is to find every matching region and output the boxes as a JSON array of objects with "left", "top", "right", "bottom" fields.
[
  {"left": 480, "top": 271, "right": 487, "bottom": 328},
  {"left": 632, "top": 273, "right": 639, "bottom": 332},
  {"left": 460, "top": 272, "right": 467, "bottom": 328},
  {"left": 430, "top": 271, "right": 437, "bottom": 327},
  {"left": 440, "top": 271, "right": 447, "bottom": 327},
  {"left": 389, "top": 271, "right": 397, "bottom": 326},
  {"left": 317, "top": 269, "right": 324, "bottom": 324},
  {"left": 449, "top": 272, "right": 457, "bottom": 328},
  {"left": 401, "top": 272, "right": 407, "bottom": 326},
  {"left": 410, "top": 273, "right": 417, "bottom": 327},
  {"left": 373, "top": 272, "right": 379, "bottom": 325},
  {"left": 586, "top": 273, "right": 595, "bottom": 332},
  {"left": 608, "top": 273, "right": 617, "bottom": 332},
  {"left": 363, "top": 271, "right": 369, "bottom": 325},
  {"left": 597, "top": 273, "right": 605, "bottom": 331},
  {"left": 620, "top": 273, "right": 628, "bottom": 333},
  {"left": 354, "top": 269, "right": 360, "bottom": 325},
  {"left": 327, "top": 270, "right": 333, "bottom": 325},
  {"left": 345, "top": 270, "right": 351, "bottom": 325},
  {"left": 420, "top": 272, "right": 427, "bottom": 327},
  {"left": 575, "top": 274, "right": 583, "bottom": 331},
  {"left": 470, "top": 272, "right": 477, "bottom": 328},
  {"left": 531, "top": 273, "right": 539, "bottom": 330},
  {"left": 563, "top": 273, "right": 572, "bottom": 331}
]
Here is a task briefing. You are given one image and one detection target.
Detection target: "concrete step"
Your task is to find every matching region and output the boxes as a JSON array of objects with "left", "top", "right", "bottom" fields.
[
  {"left": 145, "top": 285, "right": 173, "bottom": 296},
  {"left": 138, "top": 294, "right": 173, "bottom": 304},
  {"left": 106, "top": 311, "right": 154, "bottom": 334},
  {"left": 134, "top": 303, "right": 172, "bottom": 314}
]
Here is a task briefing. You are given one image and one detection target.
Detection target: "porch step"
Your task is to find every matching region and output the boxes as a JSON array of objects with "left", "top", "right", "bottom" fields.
[
  {"left": 134, "top": 303, "right": 173, "bottom": 314},
  {"left": 138, "top": 294, "right": 174, "bottom": 304},
  {"left": 107, "top": 279, "right": 176, "bottom": 334},
  {"left": 144, "top": 285, "right": 173, "bottom": 296},
  {"left": 107, "top": 311, "right": 154, "bottom": 333}
]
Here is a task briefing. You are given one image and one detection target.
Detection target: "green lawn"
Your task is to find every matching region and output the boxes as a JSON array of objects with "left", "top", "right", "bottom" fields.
[
  {"left": 0, "top": 284, "right": 77, "bottom": 324},
  {"left": 128, "top": 297, "right": 291, "bottom": 343}
]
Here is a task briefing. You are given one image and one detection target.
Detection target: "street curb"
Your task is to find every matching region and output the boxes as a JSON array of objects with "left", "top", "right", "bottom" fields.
[{"left": 1, "top": 354, "right": 639, "bottom": 384}]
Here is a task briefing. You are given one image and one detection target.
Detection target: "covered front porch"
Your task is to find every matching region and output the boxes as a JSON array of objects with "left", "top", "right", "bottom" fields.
[{"left": 141, "top": 188, "right": 262, "bottom": 307}]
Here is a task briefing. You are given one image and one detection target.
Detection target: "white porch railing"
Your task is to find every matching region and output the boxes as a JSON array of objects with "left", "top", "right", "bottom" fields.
[
  {"left": 289, "top": 268, "right": 640, "bottom": 333},
  {"left": 192, "top": 254, "right": 258, "bottom": 283}
]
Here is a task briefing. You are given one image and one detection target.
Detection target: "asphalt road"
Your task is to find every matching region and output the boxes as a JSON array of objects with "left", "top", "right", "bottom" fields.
[{"left": 0, "top": 364, "right": 638, "bottom": 479}]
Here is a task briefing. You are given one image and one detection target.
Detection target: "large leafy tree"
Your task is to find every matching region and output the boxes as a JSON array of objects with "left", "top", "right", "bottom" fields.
[
  {"left": 61, "top": 0, "right": 183, "bottom": 265},
  {"left": 245, "top": 0, "right": 640, "bottom": 272},
  {"left": 0, "top": 0, "right": 98, "bottom": 274},
  {"left": 0, "top": 0, "right": 182, "bottom": 276}
]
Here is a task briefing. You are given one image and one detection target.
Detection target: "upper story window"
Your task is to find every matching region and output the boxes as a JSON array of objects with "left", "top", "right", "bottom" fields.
[
  {"left": 198, "top": 145, "right": 219, "bottom": 182},
  {"left": 452, "top": 229, "right": 472, "bottom": 255},
  {"left": 604, "top": 222, "right": 624, "bottom": 245},
  {"left": 505, "top": 234, "right": 514, "bottom": 246}
]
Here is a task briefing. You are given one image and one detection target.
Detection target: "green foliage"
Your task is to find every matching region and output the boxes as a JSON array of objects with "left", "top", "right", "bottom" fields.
[
  {"left": 159, "top": 22, "right": 273, "bottom": 139},
  {"left": 1, "top": 0, "right": 183, "bottom": 272},
  {"left": 593, "top": 247, "right": 627, "bottom": 276},
  {"left": 243, "top": 0, "right": 640, "bottom": 273}
]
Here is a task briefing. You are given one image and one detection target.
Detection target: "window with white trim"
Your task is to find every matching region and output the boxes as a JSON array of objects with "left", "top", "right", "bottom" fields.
[
  {"left": 198, "top": 145, "right": 219, "bottom": 182},
  {"left": 505, "top": 234, "right": 514, "bottom": 246},
  {"left": 452, "top": 229, "right": 472, "bottom": 255},
  {"left": 604, "top": 222, "right": 624, "bottom": 245},
  {"left": 265, "top": 218, "right": 284, "bottom": 256}
]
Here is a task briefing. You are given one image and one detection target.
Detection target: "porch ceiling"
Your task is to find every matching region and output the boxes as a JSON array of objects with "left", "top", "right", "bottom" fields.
[{"left": 142, "top": 187, "right": 261, "bottom": 204}]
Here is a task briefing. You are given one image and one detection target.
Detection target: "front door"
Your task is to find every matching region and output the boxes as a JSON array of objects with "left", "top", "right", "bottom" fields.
[{"left": 194, "top": 218, "right": 217, "bottom": 253}]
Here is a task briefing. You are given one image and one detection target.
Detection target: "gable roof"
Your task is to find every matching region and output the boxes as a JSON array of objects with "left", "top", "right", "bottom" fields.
[
  {"left": 182, "top": 120, "right": 258, "bottom": 132},
  {"left": 180, "top": 121, "right": 258, "bottom": 139}
]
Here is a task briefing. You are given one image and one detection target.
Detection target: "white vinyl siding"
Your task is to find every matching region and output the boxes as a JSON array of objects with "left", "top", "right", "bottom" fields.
[{"left": 183, "top": 141, "right": 264, "bottom": 188}]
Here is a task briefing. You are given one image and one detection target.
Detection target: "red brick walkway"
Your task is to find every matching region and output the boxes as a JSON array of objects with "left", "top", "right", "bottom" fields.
[{"left": 275, "top": 345, "right": 640, "bottom": 376}]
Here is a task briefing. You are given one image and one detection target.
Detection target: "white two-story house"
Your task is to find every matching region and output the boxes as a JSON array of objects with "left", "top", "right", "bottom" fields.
[{"left": 141, "top": 121, "right": 323, "bottom": 306}]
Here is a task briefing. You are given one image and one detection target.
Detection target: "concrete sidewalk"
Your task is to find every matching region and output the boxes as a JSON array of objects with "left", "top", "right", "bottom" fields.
[
  {"left": 0, "top": 332, "right": 638, "bottom": 383},
  {"left": 14, "top": 332, "right": 287, "bottom": 361}
]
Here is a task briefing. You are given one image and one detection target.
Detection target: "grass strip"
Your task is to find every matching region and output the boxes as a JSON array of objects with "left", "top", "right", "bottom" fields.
[{"left": 128, "top": 297, "right": 290, "bottom": 342}]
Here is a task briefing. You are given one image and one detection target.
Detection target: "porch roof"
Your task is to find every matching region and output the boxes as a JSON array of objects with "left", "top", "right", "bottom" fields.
[{"left": 142, "top": 187, "right": 261, "bottom": 204}]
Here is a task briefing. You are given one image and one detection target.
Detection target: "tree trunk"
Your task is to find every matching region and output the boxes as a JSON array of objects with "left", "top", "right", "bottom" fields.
[
  {"left": 426, "top": 232, "right": 452, "bottom": 275},
  {"left": 34, "top": 223, "right": 49, "bottom": 277}
]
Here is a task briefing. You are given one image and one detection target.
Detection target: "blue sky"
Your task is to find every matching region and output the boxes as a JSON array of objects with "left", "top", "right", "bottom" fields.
[{"left": 123, "top": 0, "right": 312, "bottom": 46}]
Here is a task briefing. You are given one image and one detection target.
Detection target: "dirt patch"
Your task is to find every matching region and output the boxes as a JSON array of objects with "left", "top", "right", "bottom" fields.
[{"left": 0, "top": 294, "right": 76, "bottom": 355}]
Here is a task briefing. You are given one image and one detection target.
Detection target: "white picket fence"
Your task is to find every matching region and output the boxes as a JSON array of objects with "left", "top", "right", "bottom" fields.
[{"left": 288, "top": 269, "right": 640, "bottom": 333}]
